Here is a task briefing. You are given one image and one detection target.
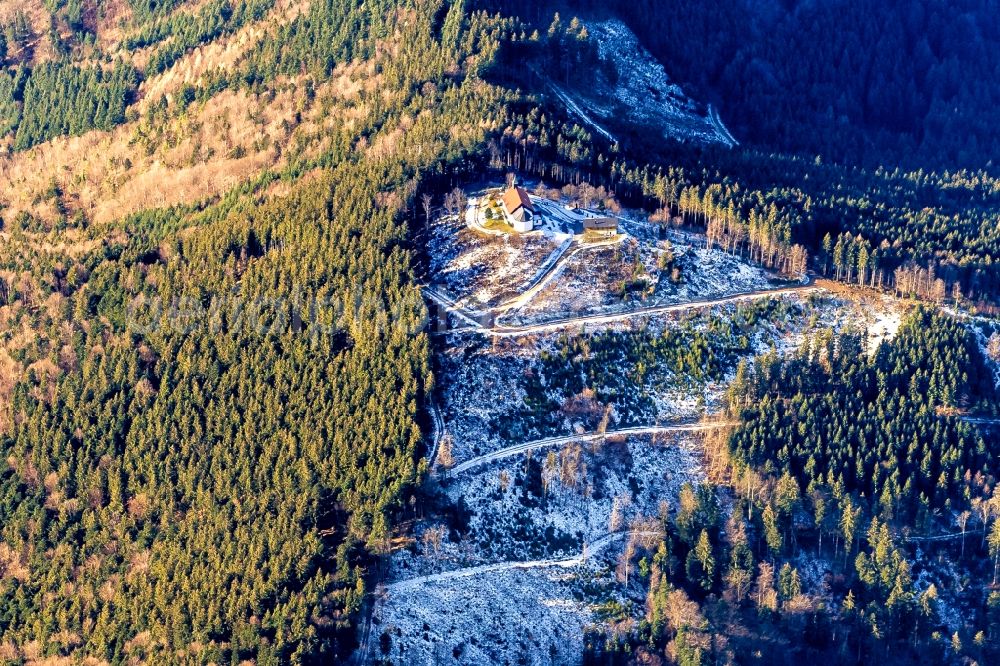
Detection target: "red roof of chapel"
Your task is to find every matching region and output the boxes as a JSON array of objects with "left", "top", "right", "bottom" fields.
[{"left": 502, "top": 186, "right": 534, "bottom": 214}]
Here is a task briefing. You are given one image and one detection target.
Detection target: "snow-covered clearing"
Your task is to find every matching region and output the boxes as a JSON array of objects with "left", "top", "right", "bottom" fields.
[
  {"left": 911, "top": 544, "right": 973, "bottom": 634},
  {"left": 436, "top": 294, "right": 814, "bottom": 464},
  {"left": 371, "top": 562, "right": 609, "bottom": 666},
  {"left": 500, "top": 240, "right": 784, "bottom": 328},
  {"left": 435, "top": 333, "right": 538, "bottom": 463},
  {"left": 493, "top": 238, "right": 577, "bottom": 313},
  {"left": 971, "top": 318, "right": 1000, "bottom": 390},
  {"left": 548, "top": 19, "right": 734, "bottom": 147},
  {"left": 442, "top": 434, "right": 704, "bottom": 563},
  {"left": 374, "top": 430, "right": 701, "bottom": 665},
  {"left": 864, "top": 298, "right": 903, "bottom": 354},
  {"left": 427, "top": 210, "right": 557, "bottom": 310},
  {"left": 432, "top": 185, "right": 787, "bottom": 334}
]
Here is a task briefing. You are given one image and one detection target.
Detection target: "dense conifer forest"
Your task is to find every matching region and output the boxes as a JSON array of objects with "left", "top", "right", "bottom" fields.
[
  {"left": 580, "top": 310, "right": 1000, "bottom": 665},
  {"left": 0, "top": 0, "right": 531, "bottom": 660},
  {"left": 728, "top": 309, "right": 998, "bottom": 522}
]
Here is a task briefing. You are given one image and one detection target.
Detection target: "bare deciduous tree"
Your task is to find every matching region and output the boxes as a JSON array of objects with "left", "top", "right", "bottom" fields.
[
  {"left": 753, "top": 562, "right": 778, "bottom": 612},
  {"left": 726, "top": 566, "right": 752, "bottom": 604},
  {"left": 451, "top": 187, "right": 467, "bottom": 216},
  {"left": 958, "top": 510, "right": 971, "bottom": 558},
  {"left": 542, "top": 450, "right": 558, "bottom": 497},
  {"left": 609, "top": 494, "right": 631, "bottom": 533},
  {"left": 987, "top": 333, "right": 1000, "bottom": 363},
  {"left": 437, "top": 435, "right": 454, "bottom": 470},
  {"left": 421, "top": 193, "right": 433, "bottom": 229},
  {"left": 498, "top": 469, "right": 510, "bottom": 493},
  {"left": 422, "top": 524, "right": 446, "bottom": 562},
  {"left": 559, "top": 444, "right": 581, "bottom": 489},
  {"left": 617, "top": 540, "right": 636, "bottom": 588}
]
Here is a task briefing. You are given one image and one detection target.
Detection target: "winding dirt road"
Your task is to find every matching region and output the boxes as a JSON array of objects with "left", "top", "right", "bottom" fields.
[
  {"left": 447, "top": 422, "right": 733, "bottom": 476},
  {"left": 489, "top": 280, "right": 819, "bottom": 337},
  {"left": 426, "top": 278, "right": 820, "bottom": 339},
  {"left": 426, "top": 401, "right": 445, "bottom": 467},
  {"left": 386, "top": 530, "right": 664, "bottom": 593}
]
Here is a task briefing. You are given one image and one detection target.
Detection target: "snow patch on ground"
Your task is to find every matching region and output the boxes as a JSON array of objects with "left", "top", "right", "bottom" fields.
[
  {"left": 971, "top": 319, "right": 1000, "bottom": 390},
  {"left": 375, "top": 431, "right": 703, "bottom": 665},
  {"left": 437, "top": 333, "right": 540, "bottom": 463},
  {"left": 445, "top": 434, "right": 704, "bottom": 563},
  {"left": 865, "top": 304, "right": 903, "bottom": 354},
  {"left": 911, "top": 545, "right": 969, "bottom": 633}
]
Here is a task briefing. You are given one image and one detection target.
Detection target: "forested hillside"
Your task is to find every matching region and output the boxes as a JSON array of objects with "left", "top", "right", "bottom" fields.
[
  {"left": 0, "top": 0, "right": 533, "bottom": 661},
  {"left": 728, "top": 309, "right": 998, "bottom": 523},
  {"left": 0, "top": 0, "right": 652, "bottom": 659},
  {"left": 577, "top": 309, "right": 1000, "bottom": 665}
]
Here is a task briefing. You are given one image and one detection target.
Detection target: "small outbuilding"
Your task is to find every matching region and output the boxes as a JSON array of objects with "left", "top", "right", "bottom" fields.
[
  {"left": 502, "top": 186, "right": 536, "bottom": 232},
  {"left": 582, "top": 216, "right": 618, "bottom": 237}
]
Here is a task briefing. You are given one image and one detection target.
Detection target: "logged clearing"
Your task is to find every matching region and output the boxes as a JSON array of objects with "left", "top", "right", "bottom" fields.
[
  {"left": 131, "top": 0, "right": 312, "bottom": 104},
  {"left": 0, "top": 68, "right": 368, "bottom": 226}
]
